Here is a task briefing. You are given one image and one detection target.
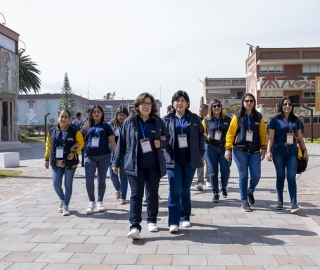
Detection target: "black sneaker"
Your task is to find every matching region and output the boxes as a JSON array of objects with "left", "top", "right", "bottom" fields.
[
  {"left": 221, "top": 187, "right": 228, "bottom": 198},
  {"left": 212, "top": 193, "right": 220, "bottom": 203},
  {"left": 275, "top": 200, "right": 283, "bottom": 210},
  {"left": 241, "top": 201, "right": 252, "bottom": 212},
  {"left": 247, "top": 191, "right": 255, "bottom": 205}
]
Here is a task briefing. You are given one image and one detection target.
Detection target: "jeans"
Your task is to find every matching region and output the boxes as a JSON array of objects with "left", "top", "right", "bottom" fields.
[
  {"left": 108, "top": 158, "right": 128, "bottom": 200},
  {"left": 196, "top": 157, "right": 209, "bottom": 184},
  {"left": 167, "top": 162, "right": 196, "bottom": 226},
  {"left": 205, "top": 144, "right": 230, "bottom": 194},
  {"left": 52, "top": 167, "right": 76, "bottom": 206},
  {"left": 85, "top": 154, "right": 110, "bottom": 202},
  {"left": 272, "top": 143, "right": 298, "bottom": 204},
  {"left": 128, "top": 166, "right": 161, "bottom": 231},
  {"left": 232, "top": 149, "right": 261, "bottom": 201}
]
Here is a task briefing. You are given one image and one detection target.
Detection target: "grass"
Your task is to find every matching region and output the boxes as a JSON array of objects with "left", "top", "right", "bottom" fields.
[
  {"left": 0, "top": 170, "right": 23, "bottom": 179},
  {"left": 20, "top": 134, "right": 45, "bottom": 143}
]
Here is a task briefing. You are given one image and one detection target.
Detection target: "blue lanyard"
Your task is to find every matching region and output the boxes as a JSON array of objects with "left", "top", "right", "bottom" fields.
[
  {"left": 214, "top": 118, "right": 220, "bottom": 131},
  {"left": 247, "top": 115, "right": 251, "bottom": 131},
  {"left": 93, "top": 124, "right": 100, "bottom": 136},
  {"left": 139, "top": 119, "right": 148, "bottom": 139},
  {"left": 177, "top": 114, "right": 186, "bottom": 134},
  {"left": 57, "top": 132, "right": 64, "bottom": 147}
]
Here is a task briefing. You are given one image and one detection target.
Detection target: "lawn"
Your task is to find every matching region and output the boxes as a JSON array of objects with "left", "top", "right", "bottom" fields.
[
  {"left": 0, "top": 170, "right": 23, "bottom": 179},
  {"left": 20, "top": 134, "right": 45, "bottom": 143}
]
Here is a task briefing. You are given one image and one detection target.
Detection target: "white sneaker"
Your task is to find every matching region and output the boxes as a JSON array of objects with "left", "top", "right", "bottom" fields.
[
  {"left": 58, "top": 200, "right": 64, "bottom": 213},
  {"left": 181, "top": 221, "right": 191, "bottom": 228},
  {"left": 97, "top": 201, "right": 105, "bottom": 212},
  {"left": 86, "top": 201, "right": 95, "bottom": 214},
  {"left": 205, "top": 181, "right": 211, "bottom": 188},
  {"left": 196, "top": 183, "right": 203, "bottom": 190},
  {"left": 127, "top": 228, "right": 140, "bottom": 239},
  {"left": 169, "top": 225, "right": 179, "bottom": 233},
  {"left": 148, "top": 223, "right": 159, "bottom": 232},
  {"left": 62, "top": 205, "right": 70, "bottom": 216}
]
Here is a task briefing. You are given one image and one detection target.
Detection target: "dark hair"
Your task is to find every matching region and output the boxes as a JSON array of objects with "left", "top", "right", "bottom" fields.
[
  {"left": 76, "top": 112, "right": 81, "bottom": 117},
  {"left": 171, "top": 90, "right": 190, "bottom": 109},
  {"left": 238, "top": 93, "right": 258, "bottom": 121},
  {"left": 167, "top": 105, "right": 172, "bottom": 111},
  {"left": 206, "top": 99, "right": 225, "bottom": 120},
  {"left": 132, "top": 92, "right": 158, "bottom": 116},
  {"left": 111, "top": 106, "right": 129, "bottom": 129},
  {"left": 89, "top": 105, "right": 104, "bottom": 125},
  {"left": 275, "top": 96, "right": 297, "bottom": 121},
  {"left": 86, "top": 108, "right": 91, "bottom": 113},
  {"left": 200, "top": 104, "right": 208, "bottom": 109},
  {"left": 58, "top": 109, "right": 71, "bottom": 118}
]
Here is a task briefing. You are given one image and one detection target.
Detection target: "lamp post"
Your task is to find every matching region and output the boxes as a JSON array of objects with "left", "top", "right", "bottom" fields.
[
  {"left": 44, "top": 113, "right": 50, "bottom": 143},
  {"left": 301, "top": 105, "right": 313, "bottom": 143}
]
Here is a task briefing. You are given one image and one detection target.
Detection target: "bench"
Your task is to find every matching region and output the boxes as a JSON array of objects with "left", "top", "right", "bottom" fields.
[{"left": 0, "top": 152, "right": 20, "bottom": 168}]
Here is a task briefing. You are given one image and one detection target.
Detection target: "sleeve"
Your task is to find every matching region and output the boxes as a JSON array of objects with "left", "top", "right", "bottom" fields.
[
  {"left": 202, "top": 119, "right": 208, "bottom": 139},
  {"left": 225, "top": 115, "right": 238, "bottom": 150},
  {"left": 44, "top": 132, "right": 51, "bottom": 161},
  {"left": 105, "top": 123, "right": 115, "bottom": 140},
  {"left": 74, "top": 131, "right": 84, "bottom": 154},
  {"left": 259, "top": 118, "right": 267, "bottom": 149},
  {"left": 112, "top": 120, "right": 127, "bottom": 168},
  {"left": 268, "top": 117, "right": 276, "bottom": 130}
]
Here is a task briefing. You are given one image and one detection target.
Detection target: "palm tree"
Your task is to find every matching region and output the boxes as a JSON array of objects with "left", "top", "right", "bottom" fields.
[{"left": 19, "top": 49, "right": 41, "bottom": 94}]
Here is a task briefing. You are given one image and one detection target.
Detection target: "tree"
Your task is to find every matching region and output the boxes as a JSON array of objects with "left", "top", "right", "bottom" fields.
[
  {"left": 58, "top": 73, "right": 76, "bottom": 116},
  {"left": 103, "top": 92, "right": 116, "bottom": 100},
  {"left": 19, "top": 49, "right": 41, "bottom": 94}
]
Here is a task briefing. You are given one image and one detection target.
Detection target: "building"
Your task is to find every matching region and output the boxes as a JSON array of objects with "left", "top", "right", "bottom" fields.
[{"left": 246, "top": 46, "right": 320, "bottom": 138}]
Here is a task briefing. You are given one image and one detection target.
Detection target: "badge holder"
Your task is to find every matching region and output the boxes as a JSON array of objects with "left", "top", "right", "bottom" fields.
[
  {"left": 178, "top": 134, "right": 188, "bottom": 148},
  {"left": 214, "top": 131, "right": 222, "bottom": 141},
  {"left": 246, "top": 131, "right": 253, "bottom": 142},
  {"left": 286, "top": 133, "right": 294, "bottom": 145},
  {"left": 92, "top": 137, "right": 100, "bottom": 148},
  {"left": 140, "top": 138, "right": 152, "bottom": 153},
  {"left": 56, "top": 147, "right": 64, "bottom": 158}
]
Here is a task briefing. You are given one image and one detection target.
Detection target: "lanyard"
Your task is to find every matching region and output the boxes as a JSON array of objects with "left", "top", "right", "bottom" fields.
[
  {"left": 214, "top": 118, "right": 220, "bottom": 131},
  {"left": 284, "top": 118, "right": 293, "bottom": 133},
  {"left": 177, "top": 114, "right": 185, "bottom": 134},
  {"left": 247, "top": 115, "right": 251, "bottom": 131},
  {"left": 139, "top": 119, "right": 148, "bottom": 139},
  {"left": 57, "top": 132, "right": 64, "bottom": 146},
  {"left": 93, "top": 124, "right": 100, "bottom": 136}
]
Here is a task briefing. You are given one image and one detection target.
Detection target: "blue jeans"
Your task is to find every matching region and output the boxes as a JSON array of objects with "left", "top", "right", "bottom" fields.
[
  {"left": 52, "top": 167, "right": 76, "bottom": 206},
  {"left": 128, "top": 166, "right": 161, "bottom": 231},
  {"left": 85, "top": 154, "right": 110, "bottom": 202},
  {"left": 167, "top": 162, "right": 196, "bottom": 226},
  {"left": 205, "top": 144, "right": 230, "bottom": 194},
  {"left": 232, "top": 149, "right": 261, "bottom": 201},
  {"left": 108, "top": 158, "right": 128, "bottom": 200},
  {"left": 272, "top": 143, "right": 298, "bottom": 204}
]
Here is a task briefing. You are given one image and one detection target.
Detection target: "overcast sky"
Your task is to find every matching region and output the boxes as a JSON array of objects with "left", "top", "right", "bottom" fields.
[{"left": 2, "top": 0, "right": 320, "bottom": 116}]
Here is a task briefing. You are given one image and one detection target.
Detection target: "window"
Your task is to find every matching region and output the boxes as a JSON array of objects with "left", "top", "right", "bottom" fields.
[
  {"left": 303, "top": 91, "right": 315, "bottom": 99},
  {"left": 260, "top": 65, "right": 284, "bottom": 73},
  {"left": 302, "top": 64, "right": 320, "bottom": 73},
  {"left": 260, "top": 90, "right": 284, "bottom": 98},
  {"left": 207, "top": 89, "right": 231, "bottom": 94}
]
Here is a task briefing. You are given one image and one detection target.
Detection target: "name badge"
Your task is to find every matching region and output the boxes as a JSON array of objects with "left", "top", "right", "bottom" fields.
[
  {"left": 92, "top": 137, "right": 100, "bottom": 148},
  {"left": 246, "top": 131, "right": 253, "bottom": 142},
  {"left": 114, "top": 129, "right": 120, "bottom": 137},
  {"left": 56, "top": 147, "right": 64, "bottom": 158},
  {"left": 214, "top": 131, "right": 222, "bottom": 141},
  {"left": 178, "top": 134, "right": 188, "bottom": 148},
  {"left": 286, "top": 133, "right": 294, "bottom": 144},
  {"left": 140, "top": 138, "right": 152, "bottom": 153}
]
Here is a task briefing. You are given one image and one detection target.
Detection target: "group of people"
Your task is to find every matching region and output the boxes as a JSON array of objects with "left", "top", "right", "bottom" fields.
[{"left": 44, "top": 90, "right": 309, "bottom": 240}]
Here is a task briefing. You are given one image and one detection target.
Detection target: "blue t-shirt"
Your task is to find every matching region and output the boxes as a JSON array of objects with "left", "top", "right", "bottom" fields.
[
  {"left": 269, "top": 117, "right": 301, "bottom": 143},
  {"left": 174, "top": 114, "right": 191, "bottom": 164}
]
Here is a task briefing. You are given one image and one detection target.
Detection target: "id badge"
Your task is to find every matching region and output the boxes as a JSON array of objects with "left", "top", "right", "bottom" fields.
[
  {"left": 214, "top": 131, "right": 222, "bottom": 141},
  {"left": 92, "top": 137, "right": 100, "bottom": 148},
  {"left": 246, "top": 131, "right": 253, "bottom": 142},
  {"left": 286, "top": 133, "right": 294, "bottom": 144},
  {"left": 56, "top": 147, "right": 64, "bottom": 158},
  {"left": 140, "top": 138, "right": 152, "bottom": 153},
  {"left": 178, "top": 134, "right": 188, "bottom": 148}
]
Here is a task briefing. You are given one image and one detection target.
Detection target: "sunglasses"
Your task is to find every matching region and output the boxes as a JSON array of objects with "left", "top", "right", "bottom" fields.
[
  {"left": 244, "top": 99, "right": 254, "bottom": 103},
  {"left": 212, "top": 104, "right": 221, "bottom": 108},
  {"left": 283, "top": 102, "right": 292, "bottom": 107}
]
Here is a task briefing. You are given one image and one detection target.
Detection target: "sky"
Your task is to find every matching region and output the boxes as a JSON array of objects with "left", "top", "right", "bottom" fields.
[{"left": 2, "top": 0, "right": 320, "bottom": 116}]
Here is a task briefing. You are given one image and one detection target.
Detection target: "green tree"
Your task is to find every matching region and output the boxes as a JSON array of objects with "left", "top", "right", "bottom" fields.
[
  {"left": 58, "top": 73, "right": 76, "bottom": 116},
  {"left": 103, "top": 92, "right": 116, "bottom": 100},
  {"left": 19, "top": 49, "right": 41, "bottom": 94}
]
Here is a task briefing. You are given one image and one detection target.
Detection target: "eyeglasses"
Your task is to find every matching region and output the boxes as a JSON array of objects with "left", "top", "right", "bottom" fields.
[
  {"left": 212, "top": 104, "right": 221, "bottom": 108},
  {"left": 244, "top": 99, "right": 254, "bottom": 103},
  {"left": 140, "top": 102, "right": 152, "bottom": 107},
  {"left": 283, "top": 103, "right": 292, "bottom": 107}
]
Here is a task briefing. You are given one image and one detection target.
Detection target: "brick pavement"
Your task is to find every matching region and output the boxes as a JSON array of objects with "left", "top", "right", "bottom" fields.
[{"left": 0, "top": 142, "right": 320, "bottom": 269}]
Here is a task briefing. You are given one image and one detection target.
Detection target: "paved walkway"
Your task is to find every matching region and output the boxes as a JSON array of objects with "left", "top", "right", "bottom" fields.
[{"left": 0, "top": 142, "right": 320, "bottom": 269}]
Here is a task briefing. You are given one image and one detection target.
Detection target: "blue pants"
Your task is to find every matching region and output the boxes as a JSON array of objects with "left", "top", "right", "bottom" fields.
[
  {"left": 109, "top": 158, "right": 128, "bottom": 200},
  {"left": 205, "top": 144, "right": 230, "bottom": 194},
  {"left": 232, "top": 149, "right": 261, "bottom": 201},
  {"left": 85, "top": 154, "right": 110, "bottom": 202},
  {"left": 128, "top": 166, "right": 161, "bottom": 232},
  {"left": 272, "top": 143, "right": 298, "bottom": 204},
  {"left": 52, "top": 167, "right": 76, "bottom": 206},
  {"left": 167, "top": 163, "right": 196, "bottom": 226}
]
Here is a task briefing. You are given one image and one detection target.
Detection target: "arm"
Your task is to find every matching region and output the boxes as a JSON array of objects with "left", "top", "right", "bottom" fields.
[
  {"left": 259, "top": 118, "right": 267, "bottom": 161},
  {"left": 296, "top": 129, "right": 309, "bottom": 161},
  {"left": 44, "top": 132, "right": 51, "bottom": 169},
  {"left": 202, "top": 119, "right": 210, "bottom": 141},
  {"left": 108, "top": 136, "right": 117, "bottom": 152},
  {"left": 67, "top": 131, "right": 85, "bottom": 160},
  {"left": 224, "top": 115, "right": 238, "bottom": 161},
  {"left": 266, "top": 129, "right": 275, "bottom": 162}
]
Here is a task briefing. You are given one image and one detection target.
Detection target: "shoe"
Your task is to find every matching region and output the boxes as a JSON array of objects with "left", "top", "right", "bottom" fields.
[
  {"left": 221, "top": 187, "right": 228, "bottom": 198},
  {"left": 247, "top": 191, "right": 255, "bottom": 205},
  {"left": 212, "top": 193, "right": 220, "bottom": 203},
  {"left": 142, "top": 200, "right": 147, "bottom": 206},
  {"left": 119, "top": 199, "right": 126, "bottom": 205},
  {"left": 148, "top": 223, "right": 159, "bottom": 232},
  {"left": 169, "top": 225, "right": 179, "bottom": 233},
  {"left": 241, "top": 201, "right": 252, "bottom": 212},
  {"left": 291, "top": 203, "right": 303, "bottom": 214},
  {"left": 205, "top": 181, "right": 211, "bottom": 188},
  {"left": 127, "top": 228, "right": 140, "bottom": 239},
  {"left": 196, "top": 183, "right": 203, "bottom": 190},
  {"left": 181, "top": 221, "right": 191, "bottom": 228},
  {"left": 97, "top": 201, "right": 105, "bottom": 212},
  {"left": 62, "top": 205, "right": 70, "bottom": 216},
  {"left": 86, "top": 201, "right": 95, "bottom": 214},
  {"left": 115, "top": 191, "right": 120, "bottom": 199},
  {"left": 276, "top": 201, "right": 283, "bottom": 210},
  {"left": 58, "top": 200, "right": 64, "bottom": 213}
]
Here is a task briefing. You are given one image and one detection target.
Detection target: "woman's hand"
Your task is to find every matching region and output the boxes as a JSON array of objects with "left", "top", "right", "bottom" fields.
[
  {"left": 154, "top": 140, "right": 160, "bottom": 149},
  {"left": 70, "top": 143, "right": 78, "bottom": 152},
  {"left": 224, "top": 150, "right": 231, "bottom": 161},
  {"left": 260, "top": 149, "right": 266, "bottom": 161},
  {"left": 266, "top": 151, "right": 273, "bottom": 162},
  {"left": 112, "top": 167, "right": 118, "bottom": 174},
  {"left": 45, "top": 161, "right": 49, "bottom": 169},
  {"left": 67, "top": 152, "right": 74, "bottom": 160},
  {"left": 304, "top": 150, "right": 309, "bottom": 162}
]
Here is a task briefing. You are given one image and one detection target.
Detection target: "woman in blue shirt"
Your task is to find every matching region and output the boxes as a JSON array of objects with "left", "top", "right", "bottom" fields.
[{"left": 266, "top": 96, "right": 308, "bottom": 214}]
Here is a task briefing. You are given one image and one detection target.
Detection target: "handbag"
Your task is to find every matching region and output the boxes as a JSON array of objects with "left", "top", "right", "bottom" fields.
[{"left": 283, "top": 119, "right": 308, "bottom": 174}]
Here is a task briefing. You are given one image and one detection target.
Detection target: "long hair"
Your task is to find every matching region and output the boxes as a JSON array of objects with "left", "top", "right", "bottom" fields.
[
  {"left": 111, "top": 106, "right": 129, "bottom": 129},
  {"left": 171, "top": 90, "right": 190, "bottom": 111},
  {"left": 238, "top": 93, "right": 258, "bottom": 121},
  {"left": 206, "top": 99, "right": 225, "bottom": 120},
  {"left": 81, "top": 105, "right": 104, "bottom": 135},
  {"left": 132, "top": 92, "right": 158, "bottom": 116},
  {"left": 275, "top": 96, "right": 297, "bottom": 121}
]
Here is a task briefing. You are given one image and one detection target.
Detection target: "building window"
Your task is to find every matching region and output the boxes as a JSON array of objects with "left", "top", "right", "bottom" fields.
[
  {"left": 260, "top": 65, "right": 284, "bottom": 73},
  {"left": 303, "top": 91, "right": 315, "bottom": 99},
  {"left": 207, "top": 89, "right": 231, "bottom": 94},
  {"left": 302, "top": 64, "right": 320, "bottom": 73},
  {"left": 260, "top": 90, "right": 284, "bottom": 98}
]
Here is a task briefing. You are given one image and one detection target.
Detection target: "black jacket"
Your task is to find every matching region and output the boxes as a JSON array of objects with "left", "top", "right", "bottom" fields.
[{"left": 163, "top": 110, "right": 205, "bottom": 169}]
